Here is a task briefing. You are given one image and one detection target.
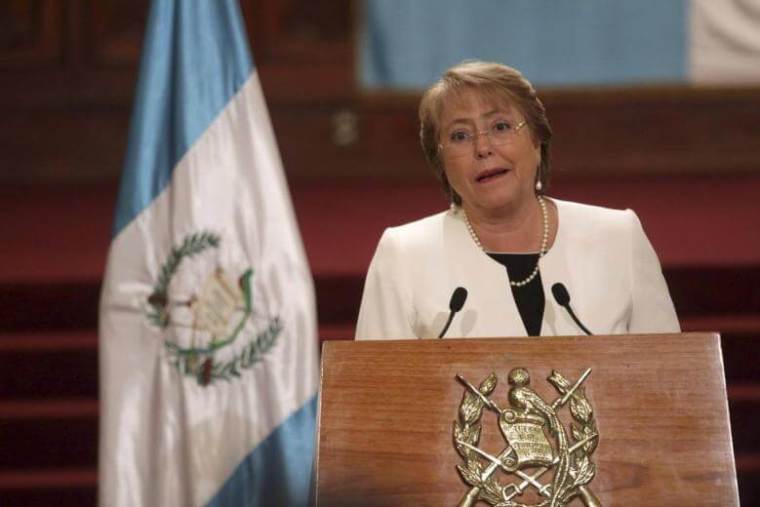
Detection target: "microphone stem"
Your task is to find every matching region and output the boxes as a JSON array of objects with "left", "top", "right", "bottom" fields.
[
  {"left": 566, "top": 305, "right": 592, "bottom": 336},
  {"left": 438, "top": 312, "right": 455, "bottom": 339}
]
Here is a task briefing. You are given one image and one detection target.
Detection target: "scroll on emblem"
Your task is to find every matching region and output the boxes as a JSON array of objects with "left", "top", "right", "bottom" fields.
[{"left": 453, "top": 367, "right": 600, "bottom": 507}]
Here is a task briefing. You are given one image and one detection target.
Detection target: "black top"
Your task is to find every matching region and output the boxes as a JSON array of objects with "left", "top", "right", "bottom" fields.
[{"left": 487, "top": 253, "right": 544, "bottom": 336}]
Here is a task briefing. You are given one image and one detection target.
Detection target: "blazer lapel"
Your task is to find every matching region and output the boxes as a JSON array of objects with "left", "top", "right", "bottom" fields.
[
  {"left": 444, "top": 208, "right": 528, "bottom": 338},
  {"left": 540, "top": 199, "right": 583, "bottom": 336}
]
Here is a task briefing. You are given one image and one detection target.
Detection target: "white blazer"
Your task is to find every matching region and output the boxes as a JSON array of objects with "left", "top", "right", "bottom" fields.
[{"left": 355, "top": 198, "right": 680, "bottom": 340}]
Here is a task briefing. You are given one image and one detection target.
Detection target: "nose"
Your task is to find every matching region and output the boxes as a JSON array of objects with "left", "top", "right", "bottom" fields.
[{"left": 474, "top": 131, "right": 493, "bottom": 159}]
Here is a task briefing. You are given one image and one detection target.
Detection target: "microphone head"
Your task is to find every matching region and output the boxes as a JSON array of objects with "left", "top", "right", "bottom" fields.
[
  {"left": 450, "top": 287, "right": 468, "bottom": 312},
  {"left": 551, "top": 283, "right": 570, "bottom": 306}
]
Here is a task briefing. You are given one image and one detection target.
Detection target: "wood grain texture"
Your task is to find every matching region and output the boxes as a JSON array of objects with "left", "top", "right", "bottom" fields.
[{"left": 317, "top": 333, "right": 739, "bottom": 506}]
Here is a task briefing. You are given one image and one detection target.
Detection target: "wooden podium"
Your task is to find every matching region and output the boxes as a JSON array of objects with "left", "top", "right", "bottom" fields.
[{"left": 315, "top": 333, "right": 739, "bottom": 506}]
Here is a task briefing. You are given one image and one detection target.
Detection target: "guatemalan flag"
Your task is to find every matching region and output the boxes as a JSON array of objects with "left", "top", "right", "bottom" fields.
[
  {"left": 98, "top": 1, "right": 318, "bottom": 505},
  {"left": 361, "top": 0, "right": 760, "bottom": 89}
]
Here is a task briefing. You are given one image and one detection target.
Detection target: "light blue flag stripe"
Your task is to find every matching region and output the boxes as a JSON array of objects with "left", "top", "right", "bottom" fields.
[
  {"left": 113, "top": 0, "right": 253, "bottom": 236},
  {"left": 361, "top": 0, "right": 688, "bottom": 89},
  {"left": 206, "top": 396, "right": 318, "bottom": 507}
]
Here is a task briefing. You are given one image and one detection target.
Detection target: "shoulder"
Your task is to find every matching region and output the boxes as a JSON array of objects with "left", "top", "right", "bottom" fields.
[
  {"left": 553, "top": 198, "right": 639, "bottom": 237},
  {"left": 385, "top": 210, "right": 450, "bottom": 235},
  {"left": 379, "top": 209, "right": 453, "bottom": 249},
  {"left": 367, "top": 210, "right": 451, "bottom": 274},
  {"left": 554, "top": 198, "right": 635, "bottom": 223}
]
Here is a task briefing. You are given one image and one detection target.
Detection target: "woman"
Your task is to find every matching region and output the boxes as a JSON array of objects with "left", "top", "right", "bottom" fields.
[{"left": 355, "top": 61, "right": 679, "bottom": 340}]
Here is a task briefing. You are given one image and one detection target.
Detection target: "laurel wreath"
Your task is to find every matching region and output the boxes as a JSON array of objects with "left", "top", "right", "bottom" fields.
[
  {"left": 167, "top": 316, "right": 281, "bottom": 386},
  {"left": 146, "top": 231, "right": 220, "bottom": 328},
  {"left": 547, "top": 370, "right": 598, "bottom": 503},
  {"left": 453, "top": 373, "right": 513, "bottom": 506}
]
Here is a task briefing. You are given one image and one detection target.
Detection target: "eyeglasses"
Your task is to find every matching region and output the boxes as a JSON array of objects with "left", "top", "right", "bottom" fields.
[{"left": 439, "top": 120, "right": 527, "bottom": 158}]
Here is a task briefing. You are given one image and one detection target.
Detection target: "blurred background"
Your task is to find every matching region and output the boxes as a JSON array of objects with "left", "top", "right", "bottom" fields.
[{"left": 1, "top": 0, "right": 759, "bottom": 504}]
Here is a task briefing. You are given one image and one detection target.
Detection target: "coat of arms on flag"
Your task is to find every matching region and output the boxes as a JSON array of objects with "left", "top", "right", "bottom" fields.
[{"left": 145, "top": 231, "right": 282, "bottom": 387}]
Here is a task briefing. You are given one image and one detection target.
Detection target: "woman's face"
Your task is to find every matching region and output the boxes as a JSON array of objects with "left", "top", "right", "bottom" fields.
[{"left": 438, "top": 89, "right": 540, "bottom": 215}]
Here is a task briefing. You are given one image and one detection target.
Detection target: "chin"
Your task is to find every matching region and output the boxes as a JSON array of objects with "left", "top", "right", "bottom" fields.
[{"left": 475, "top": 186, "right": 521, "bottom": 210}]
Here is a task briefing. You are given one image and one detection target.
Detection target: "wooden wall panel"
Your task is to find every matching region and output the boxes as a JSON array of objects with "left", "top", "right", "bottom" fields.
[
  {"left": 0, "top": 0, "right": 759, "bottom": 186},
  {"left": 1, "top": 108, "right": 130, "bottom": 184},
  {"left": 241, "top": 0, "right": 354, "bottom": 102},
  {"left": 0, "top": 0, "right": 63, "bottom": 68},
  {"left": 242, "top": 0, "right": 352, "bottom": 63},
  {"left": 274, "top": 87, "right": 760, "bottom": 183},
  {"left": 87, "top": 0, "right": 148, "bottom": 67},
  {"left": 544, "top": 87, "right": 760, "bottom": 177}
]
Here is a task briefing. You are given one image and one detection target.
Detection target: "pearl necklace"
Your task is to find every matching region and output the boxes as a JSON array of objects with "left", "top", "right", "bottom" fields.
[{"left": 462, "top": 196, "right": 549, "bottom": 287}]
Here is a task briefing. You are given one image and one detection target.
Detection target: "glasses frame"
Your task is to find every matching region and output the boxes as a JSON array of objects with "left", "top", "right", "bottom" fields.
[{"left": 438, "top": 119, "right": 527, "bottom": 158}]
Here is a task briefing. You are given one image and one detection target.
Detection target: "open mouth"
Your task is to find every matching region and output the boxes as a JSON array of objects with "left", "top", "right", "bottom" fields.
[{"left": 476, "top": 168, "right": 508, "bottom": 183}]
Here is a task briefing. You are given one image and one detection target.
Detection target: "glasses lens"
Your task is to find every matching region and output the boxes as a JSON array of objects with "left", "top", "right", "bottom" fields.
[
  {"left": 441, "top": 121, "right": 524, "bottom": 158},
  {"left": 489, "top": 123, "right": 513, "bottom": 145}
]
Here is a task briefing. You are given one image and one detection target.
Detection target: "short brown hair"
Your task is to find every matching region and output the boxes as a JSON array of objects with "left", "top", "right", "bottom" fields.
[{"left": 419, "top": 61, "right": 552, "bottom": 205}]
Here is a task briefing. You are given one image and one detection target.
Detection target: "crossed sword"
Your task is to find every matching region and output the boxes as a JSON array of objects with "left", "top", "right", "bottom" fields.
[{"left": 455, "top": 369, "right": 597, "bottom": 503}]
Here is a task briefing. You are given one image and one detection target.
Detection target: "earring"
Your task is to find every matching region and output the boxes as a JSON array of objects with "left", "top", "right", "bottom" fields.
[{"left": 535, "top": 180, "right": 543, "bottom": 192}]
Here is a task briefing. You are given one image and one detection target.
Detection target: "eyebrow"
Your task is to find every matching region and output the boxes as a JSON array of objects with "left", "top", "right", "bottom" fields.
[{"left": 444, "top": 109, "right": 513, "bottom": 130}]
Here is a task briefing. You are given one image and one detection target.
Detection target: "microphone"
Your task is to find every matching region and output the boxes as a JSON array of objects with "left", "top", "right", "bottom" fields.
[
  {"left": 551, "top": 283, "right": 593, "bottom": 335},
  {"left": 438, "top": 287, "right": 468, "bottom": 338}
]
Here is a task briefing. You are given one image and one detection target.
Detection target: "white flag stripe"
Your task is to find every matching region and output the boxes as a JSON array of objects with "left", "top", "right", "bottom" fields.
[{"left": 689, "top": 0, "right": 760, "bottom": 84}]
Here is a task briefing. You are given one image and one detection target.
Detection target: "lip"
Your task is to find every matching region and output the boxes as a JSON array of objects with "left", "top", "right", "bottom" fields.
[{"left": 475, "top": 167, "right": 509, "bottom": 183}]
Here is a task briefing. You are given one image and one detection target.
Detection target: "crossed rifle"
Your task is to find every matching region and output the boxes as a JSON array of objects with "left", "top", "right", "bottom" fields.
[{"left": 455, "top": 369, "right": 597, "bottom": 501}]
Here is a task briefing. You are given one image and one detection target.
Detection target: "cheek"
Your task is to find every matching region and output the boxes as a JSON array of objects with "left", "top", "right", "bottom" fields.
[
  {"left": 516, "top": 143, "right": 541, "bottom": 172},
  {"left": 442, "top": 157, "right": 467, "bottom": 185}
]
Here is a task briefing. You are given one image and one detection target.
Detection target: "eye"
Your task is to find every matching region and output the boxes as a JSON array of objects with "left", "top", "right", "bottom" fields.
[
  {"left": 492, "top": 121, "right": 512, "bottom": 133},
  {"left": 449, "top": 130, "right": 471, "bottom": 143}
]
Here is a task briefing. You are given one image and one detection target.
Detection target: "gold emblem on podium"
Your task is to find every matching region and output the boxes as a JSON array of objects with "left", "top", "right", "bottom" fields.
[{"left": 453, "top": 367, "right": 600, "bottom": 507}]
